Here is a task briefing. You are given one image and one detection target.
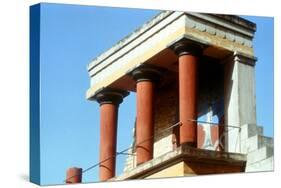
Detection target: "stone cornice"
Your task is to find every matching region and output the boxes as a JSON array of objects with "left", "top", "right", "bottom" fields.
[
  {"left": 88, "top": 11, "right": 255, "bottom": 74},
  {"left": 234, "top": 51, "right": 257, "bottom": 66},
  {"left": 210, "top": 14, "right": 256, "bottom": 33},
  {"left": 222, "top": 51, "right": 257, "bottom": 66},
  {"left": 86, "top": 11, "right": 257, "bottom": 99},
  {"left": 186, "top": 13, "right": 255, "bottom": 38},
  {"left": 87, "top": 11, "right": 177, "bottom": 72}
]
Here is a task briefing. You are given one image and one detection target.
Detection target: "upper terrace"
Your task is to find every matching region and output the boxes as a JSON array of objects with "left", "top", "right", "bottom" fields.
[{"left": 86, "top": 11, "right": 256, "bottom": 99}]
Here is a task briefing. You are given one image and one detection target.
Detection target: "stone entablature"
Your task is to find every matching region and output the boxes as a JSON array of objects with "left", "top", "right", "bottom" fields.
[{"left": 86, "top": 11, "right": 256, "bottom": 99}]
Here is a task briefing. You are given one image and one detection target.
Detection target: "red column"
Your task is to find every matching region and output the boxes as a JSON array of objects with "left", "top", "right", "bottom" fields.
[
  {"left": 136, "top": 80, "right": 155, "bottom": 165},
  {"left": 173, "top": 41, "right": 202, "bottom": 147},
  {"left": 179, "top": 54, "right": 198, "bottom": 146},
  {"left": 94, "top": 88, "right": 129, "bottom": 181},
  {"left": 66, "top": 167, "right": 82, "bottom": 184},
  {"left": 131, "top": 65, "right": 162, "bottom": 165},
  {"left": 99, "top": 103, "right": 118, "bottom": 181}
]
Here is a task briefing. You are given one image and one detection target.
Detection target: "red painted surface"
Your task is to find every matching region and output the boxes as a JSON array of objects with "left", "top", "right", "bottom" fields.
[
  {"left": 99, "top": 103, "right": 118, "bottom": 181},
  {"left": 211, "top": 126, "right": 219, "bottom": 145},
  {"left": 66, "top": 167, "right": 82, "bottom": 184},
  {"left": 197, "top": 125, "right": 205, "bottom": 148},
  {"left": 136, "top": 80, "right": 155, "bottom": 165},
  {"left": 197, "top": 124, "right": 223, "bottom": 151},
  {"left": 179, "top": 54, "right": 198, "bottom": 146}
]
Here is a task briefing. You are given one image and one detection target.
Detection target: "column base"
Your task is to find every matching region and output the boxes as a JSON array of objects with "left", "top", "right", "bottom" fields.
[{"left": 181, "top": 142, "right": 197, "bottom": 148}]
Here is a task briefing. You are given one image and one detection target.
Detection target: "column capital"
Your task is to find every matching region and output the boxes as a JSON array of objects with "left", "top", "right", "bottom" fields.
[
  {"left": 93, "top": 87, "right": 129, "bottom": 106},
  {"left": 233, "top": 51, "right": 257, "bottom": 66},
  {"left": 171, "top": 40, "right": 203, "bottom": 57},
  {"left": 221, "top": 51, "right": 257, "bottom": 67},
  {"left": 129, "top": 64, "right": 164, "bottom": 83}
]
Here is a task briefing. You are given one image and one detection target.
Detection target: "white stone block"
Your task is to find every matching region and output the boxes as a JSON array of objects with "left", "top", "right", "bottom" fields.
[
  {"left": 244, "top": 39, "right": 253, "bottom": 48},
  {"left": 234, "top": 34, "right": 245, "bottom": 45},
  {"left": 241, "top": 135, "right": 273, "bottom": 153},
  {"left": 153, "top": 134, "right": 173, "bottom": 158},
  {"left": 247, "top": 146, "right": 274, "bottom": 165},
  {"left": 246, "top": 156, "right": 274, "bottom": 172},
  {"left": 226, "top": 31, "right": 235, "bottom": 41},
  {"left": 186, "top": 18, "right": 196, "bottom": 28},
  {"left": 225, "top": 126, "right": 241, "bottom": 153},
  {"left": 216, "top": 27, "right": 226, "bottom": 38},
  {"left": 257, "top": 126, "right": 263, "bottom": 135},
  {"left": 241, "top": 124, "right": 261, "bottom": 141},
  {"left": 195, "top": 21, "right": 206, "bottom": 32},
  {"left": 206, "top": 24, "right": 216, "bottom": 35}
]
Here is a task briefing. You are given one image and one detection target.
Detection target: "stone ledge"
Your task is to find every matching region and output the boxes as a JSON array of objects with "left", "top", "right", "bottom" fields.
[
  {"left": 112, "top": 143, "right": 246, "bottom": 181},
  {"left": 88, "top": 11, "right": 256, "bottom": 74}
]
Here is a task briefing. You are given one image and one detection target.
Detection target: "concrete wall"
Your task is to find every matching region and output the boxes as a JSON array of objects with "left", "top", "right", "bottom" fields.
[{"left": 224, "top": 52, "right": 257, "bottom": 153}]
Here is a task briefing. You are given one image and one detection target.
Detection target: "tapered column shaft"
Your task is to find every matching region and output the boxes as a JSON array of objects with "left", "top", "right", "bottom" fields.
[
  {"left": 99, "top": 103, "right": 118, "bottom": 181},
  {"left": 93, "top": 88, "right": 129, "bottom": 181},
  {"left": 178, "top": 54, "right": 198, "bottom": 146},
  {"left": 172, "top": 41, "right": 202, "bottom": 147},
  {"left": 136, "top": 80, "right": 155, "bottom": 165},
  {"left": 130, "top": 64, "right": 162, "bottom": 165}
]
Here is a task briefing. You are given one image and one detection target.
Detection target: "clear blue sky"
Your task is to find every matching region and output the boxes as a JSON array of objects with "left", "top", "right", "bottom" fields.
[{"left": 38, "top": 3, "right": 273, "bottom": 185}]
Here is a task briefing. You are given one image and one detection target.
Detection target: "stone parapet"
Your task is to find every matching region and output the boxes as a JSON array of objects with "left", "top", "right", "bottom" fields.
[{"left": 114, "top": 143, "right": 246, "bottom": 181}]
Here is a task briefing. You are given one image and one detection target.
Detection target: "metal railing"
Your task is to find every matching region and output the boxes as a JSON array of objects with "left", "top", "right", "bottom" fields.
[{"left": 64, "top": 119, "right": 241, "bottom": 183}]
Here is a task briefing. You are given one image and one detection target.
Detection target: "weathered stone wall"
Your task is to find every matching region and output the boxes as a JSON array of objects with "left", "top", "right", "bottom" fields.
[
  {"left": 224, "top": 53, "right": 257, "bottom": 153},
  {"left": 123, "top": 77, "right": 225, "bottom": 172},
  {"left": 240, "top": 124, "right": 274, "bottom": 172},
  {"left": 123, "top": 81, "right": 179, "bottom": 173},
  {"left": 123, "top": 56, "right": 273, "bottom": 173},
  {"left": 123, "top": 68, "right": 225, "bottom": 172},
  {"left": 153, "top": 81, "right": 179, "bottom": 158}
]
